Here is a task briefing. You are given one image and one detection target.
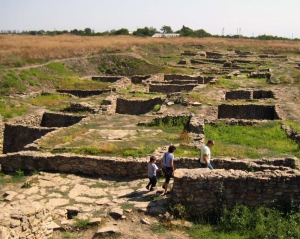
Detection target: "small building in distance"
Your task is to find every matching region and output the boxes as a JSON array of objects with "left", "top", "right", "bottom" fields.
[{"left": 152, "top": 33, "right": 180, "bottom": 38}]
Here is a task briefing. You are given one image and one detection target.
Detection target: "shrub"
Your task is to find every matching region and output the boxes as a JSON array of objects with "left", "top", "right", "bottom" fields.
[{"left": 153, "top": 104, "right": 161, "bottom": 112}]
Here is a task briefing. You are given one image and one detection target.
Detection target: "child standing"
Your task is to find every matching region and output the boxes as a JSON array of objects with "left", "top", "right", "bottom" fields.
[{"left": 146, "top": 156, "right": 160, "bottom": 191}]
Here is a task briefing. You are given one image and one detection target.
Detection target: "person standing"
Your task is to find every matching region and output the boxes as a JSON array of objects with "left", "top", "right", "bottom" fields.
[
  {"left": 146, "top": 156, "right": 160, "bottom": 191},
  {"left": 161, "top": 145, "right": 176, "bottom": 195},
  {"left": 200, "top": 139, "right": 214, "bottom": 170}
]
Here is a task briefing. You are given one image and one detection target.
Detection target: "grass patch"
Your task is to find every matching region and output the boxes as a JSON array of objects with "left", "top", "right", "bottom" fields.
[
  {"left": 62, "top": 231, "right": 82, "bottom": 238},
  {"left": 0, "top": 100, "right": 28, "bottom": 119},
  {"left": 120, "top": 203, "right": 134, "bottom": 210},
  {"left": 46, "top": 62, "right": 72, "bottom": 75},
  {"left": 26, "top": 93, "right": 73, "bottom": 111},
  {"left": 284, "top": 120, "right": 300, "bottom": 132},
  {"left": 205, "top": 121, "right": 299, "bottom": 158},
  {"left": 54, "top": 76, "right": 111, "bottom": 90},
  {"left": 90, "top": 182, "right": 110, "bottom": 188},
  {"left": 215, "top": 78, "right": 241, "bottom": 89},
  {"left": 74, "top": 218, "right": 90, "bottom": 230}
]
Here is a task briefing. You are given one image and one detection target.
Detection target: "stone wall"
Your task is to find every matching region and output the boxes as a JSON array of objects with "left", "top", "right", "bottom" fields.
[
  {"left": 0, "top": 116, "right": 3, "bottom": 154},
  {"left": 164, "top": 74, "right": 203, "bottom": 83},
  {"left": 226, "top": 90, "right": 274, "bottom": 100},
  {"left": 149, "top": 84, "right": 198, "bottom": 93},
  {"left": 40, "top": 112, "right": 86, "bottom": 128},
  {"left": 0, "top": 151, "right": 149, "bottom": 178},
  {"left": 225, "top": 90, "right": 252, "bottom": 100},
  {"left": 218, "top": 104, "right": 280, "bottom": 120},
  {"left": 160, "top": 157, "right": 299, "bottom": 171},
  {"left": 116, "top": 97, "right": 163, "bottom": 115},
  {"left": 0, "top": 200, "right": 54, "bottom": 239},
  {"left": 91, "top": 76, "right": 122, "bottom": 82},
  {"left": 131, "top": 75, "right": 151, "bottom": 84},
  {"left": 1, "top": 151, "right": 297, "bottom": 177},
  {"left": 253, "top": 90, "right": 274, "bottom": 99},
  {"left": 172, "top": 168, "right": 300, "bottom": 212},
  {"left": 3, "top": 124, "right": 57, "bottom": 153},
  {"left": 57, "top": 89, "right": 110, "bottom": 97}
]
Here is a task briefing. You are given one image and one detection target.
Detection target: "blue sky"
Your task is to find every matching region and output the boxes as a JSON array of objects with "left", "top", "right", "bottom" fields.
[{"left": 0, "top": 0, "right": 299, "bottom": 38}]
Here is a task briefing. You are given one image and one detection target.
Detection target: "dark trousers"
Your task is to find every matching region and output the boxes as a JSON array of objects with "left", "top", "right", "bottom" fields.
[{"left": 147, "top": 176, "right": 157, "bottom": 188}]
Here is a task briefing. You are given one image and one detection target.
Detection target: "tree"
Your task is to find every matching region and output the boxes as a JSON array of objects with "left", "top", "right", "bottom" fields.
[
  {"left": 194, "top": 29, "right": 212, "bottom": 38},
  {"left": 70, "top": 29, "right": 79, "bottom": 35},
  {"left": 112, "top": 28, "right": 129, "bottom": 35},
  {"left": 84, "top": 28, "right": 92, "bottom": 35},
  {"left": 133, "top": 27, "right": 157, "bottom": 37},
  {"left": 160, "top": 25, "right": 173, "bottom": 34},
  {"left": 179, "top": 25, "right": 195, "bottom": 37}
]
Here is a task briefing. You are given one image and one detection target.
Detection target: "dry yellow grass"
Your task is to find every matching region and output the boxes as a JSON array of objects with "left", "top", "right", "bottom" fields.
[{"left": 1, "top": 34, "right": 300, "bottom": 64}]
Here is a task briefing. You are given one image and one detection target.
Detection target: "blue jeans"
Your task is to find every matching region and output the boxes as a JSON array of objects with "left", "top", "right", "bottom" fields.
[{"left": 201, "top": 163, "right": 213, "bottom": 170}]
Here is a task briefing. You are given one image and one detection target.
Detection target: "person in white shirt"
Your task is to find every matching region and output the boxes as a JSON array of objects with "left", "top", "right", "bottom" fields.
[
  {"left": 200, "top": 139, "right": 214, "bottom": 170},
  {"left": 146, "top": 156, "right": 161, "bottom": 191}
]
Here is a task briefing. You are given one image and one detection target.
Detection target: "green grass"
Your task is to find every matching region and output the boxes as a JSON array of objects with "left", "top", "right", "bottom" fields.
[
  {"left": 45, "top": 62, "right": 72, "bottom": 75},
  {"left": 215, "top": 78, "right": 241, "bottom": 89},
  {"left": 205, "top": 121, "right": 299, "bottom": 158},
  {"left": 284, "top": 120, "right": 300, "bottom": 132},
  {"left": 26, "top": 94, "right": 73, "bottom": 111},
  {"left": 0, "top": 100, "right": 28, "bottom": 119}
]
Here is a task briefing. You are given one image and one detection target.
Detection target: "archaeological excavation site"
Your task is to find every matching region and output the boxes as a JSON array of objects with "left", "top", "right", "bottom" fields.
[{"left": 0, "top": 38, "right": 300, "bottom": 238}]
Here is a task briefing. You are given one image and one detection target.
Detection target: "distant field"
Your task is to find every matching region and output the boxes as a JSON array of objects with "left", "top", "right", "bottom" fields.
[{"left": 1, "top": 35, "right": 300, "bottom": 67}]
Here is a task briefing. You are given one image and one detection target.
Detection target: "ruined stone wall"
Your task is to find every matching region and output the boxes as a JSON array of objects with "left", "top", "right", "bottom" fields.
[
  {"left": 116, "top": 98, "right": 163, "bottom": 115},
  {"left": 0, "top": 152, "right": 149, "bottom": 178},
  {"left": 225, "top": 90, "right": 274, "bottom": 100},
  {"left": 157, "top": 157, "right": 298, "bottom": 171},
  {"left": 0, "top": 200, "right": 54, "bottom": 239},
  {"left": 57, "top": 89, "right": 110, "bottom": 97},
  {"left": 131, "top": 75, "right": 151, "bottom": 84},
  {"left": 149, "top": 84, "right": 197, "bottom": 93},
  {"left": 0, "top": 116, "right": 3, "bottom": 154},
  {"left": 3, "top": 124, "right": 57, "bottom": 153},
  {"left": 253, "top": 90, "right": 274, "bottom": 99},
  {"left": 164, "top": 75, "right": 203, "bottom": 83},
  {"left": 225, "top": 90, "right": 252, "bottom": 100},
  {"left": 92, "top": 76, "right": 122, "bottom": 82},
  {"left": 172, "top": 168, "right": 300, "bottom": 212},
  {"left": 218, "top": 104, "right": 280, "bottom": 120},
  {"left": 1, "top": 151, "right": 297, "bottom": 177},
  {"left": 40, "top": 112, "right": 86, "bottom": 127}
]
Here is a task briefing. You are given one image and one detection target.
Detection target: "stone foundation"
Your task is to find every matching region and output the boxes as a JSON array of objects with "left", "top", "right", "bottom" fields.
[
  {"left": 41, "top": 112, "right": 85, "bottom": 128},
  {"left": 3, "top": 124, "right": 57, "bottom": 153},
  {"left": 225, "top": 90, "right": 275, "bottom": 100},
  {"left": 116, "top": 98, "right": 163, "bottom": 115},
  {"left": 149, "top": 84, "right": 198, "bottom": 93},
  {"left": 131, "top": 75, "right": 151, "bottom": 84},
  {"left": 0, "top": 116, "right": 3, "bottom": 154},
  {"left": 0, "top": 200, "right": 54, "bottom": 239},
  {"left": 57, "top": 89, "right": 110, "bottom": 97},
  {"left": 172, "top": 167, "right": 300, "bottom": 212},
  {"left": 92, "top": 76, "right": 122, "bottom": 82},
  {"left": 218, "top": 104, "right": 280, "bottom": 120},
  {"left": 0, "top": 151, "right": 297, "bottom": 177}
]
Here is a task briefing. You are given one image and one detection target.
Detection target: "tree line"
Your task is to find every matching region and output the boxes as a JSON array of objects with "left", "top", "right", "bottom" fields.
[{"left": 1, "top": 26, "right": 299, "bottom": 41}]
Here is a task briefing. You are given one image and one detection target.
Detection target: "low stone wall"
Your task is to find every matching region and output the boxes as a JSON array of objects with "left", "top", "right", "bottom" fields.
[
  {"left": 225, "top": 90, "right": 252, "bottom": 100},
  {"left": 0, "top": 116, "right": 3, "bottom": 154},
  {"left": 57, "top": 89, "right": 110, "bottom": 97},
  {"left": 41, "top": 112, "right": 86, "bottom": 127},
  {"left": 172, "top": 168, "right": 300, "bottom": 212},
  {"left": 0, "top": 200, "right": 54, "bottom": 239},
  {"left": 164, "top": 74, "right": 203, "bottom": 82},
  {"left": 12, "top": 114, "right": 43, "bottom": 127},
  {"left": 3, "top": 124, "right": 57, "bottom": 153},
  {"left": 225, "top": 90, "right": 274, "bottom": 100},
  {"left": 92, "top": 76, "right": 122, "bottom": 82},
  {"left": 149, "top": 84, "right": 197, "bottom": 93},
  {"left": 1, "top": 151, "right": 297, "bottom": 177},
  {"left": 161, "top": 157, "right": 299, "bottom": 171},
  {"left": 0, "top": 151, "right": 149, "bottom": 177},
  {"left": 253, "top": 90, "right": 274, "bottom": 99},
  {"left": 131, "top": 75, "right": 151, "bottom": 84},
  {"left": 116, "top": 97, "right": 163, "bottom": 115},
  {"left": 218, "top": 104, "right": 280, "bottom": 120}
]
